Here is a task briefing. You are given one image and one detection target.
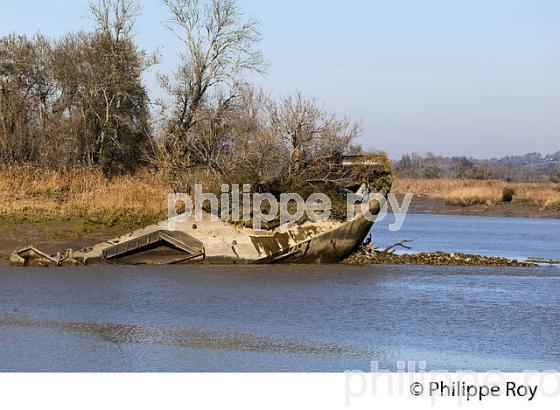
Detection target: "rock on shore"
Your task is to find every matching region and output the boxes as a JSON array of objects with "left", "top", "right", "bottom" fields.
[{"left": 344, "top": 244, "right": 537, "bottom": 267}]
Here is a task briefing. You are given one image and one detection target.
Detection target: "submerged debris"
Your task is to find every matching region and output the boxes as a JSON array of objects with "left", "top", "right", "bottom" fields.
[
  {"left": 344, "top": 244, "right": 538, "bottom": 267},
  {"left": 9, "top": 246, "right": 80, "bottom": 267},
  {"left": 526, "top": 257, "right": 560, "bottom": 265}
]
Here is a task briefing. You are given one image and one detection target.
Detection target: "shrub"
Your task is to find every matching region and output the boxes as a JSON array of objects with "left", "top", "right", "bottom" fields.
[
  {"left": 502, "top": 187, "right": 515, "bottom": 203},
  {"left": 550, "top": 166, "right": 560, "bottom": 183},
  {"left": 444, "top": 187, "right": 501, "bottom": 207}
]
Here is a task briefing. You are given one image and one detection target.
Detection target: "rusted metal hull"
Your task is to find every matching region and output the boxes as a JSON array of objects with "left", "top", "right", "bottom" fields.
[
  {"left": 10, "top": 195, "right": 379, "bottom": 267},
  {"left": 255, "top": 216, "right": 374, "bottom": 264},
  {"left": 11, "top": 152, "right": 393, "bottom": 267}
]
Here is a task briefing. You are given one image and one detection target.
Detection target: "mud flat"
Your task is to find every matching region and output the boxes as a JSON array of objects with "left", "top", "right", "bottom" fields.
[
  {"left": 0, "top": 221, "right": 127, "bottom": 266},
  {"left": 344, "top": 244, "right": 539, "bottom": 267}
]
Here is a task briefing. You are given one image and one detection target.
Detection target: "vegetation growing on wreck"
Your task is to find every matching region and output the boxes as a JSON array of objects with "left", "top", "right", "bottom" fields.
[{"left": 212, "top": 152, "right": 393, "bottom": 230}]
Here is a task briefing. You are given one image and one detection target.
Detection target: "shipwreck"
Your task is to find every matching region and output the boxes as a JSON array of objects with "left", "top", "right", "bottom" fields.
[{"left": 11, "top": 154, "right": 392, "bottom": 266}]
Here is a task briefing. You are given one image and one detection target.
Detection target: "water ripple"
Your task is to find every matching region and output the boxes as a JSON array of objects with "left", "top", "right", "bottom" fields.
[{"left": 0, "top": 315, "right": 383, "bottom": 358}]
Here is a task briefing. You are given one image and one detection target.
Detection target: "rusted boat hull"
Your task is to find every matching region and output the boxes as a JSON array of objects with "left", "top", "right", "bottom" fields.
[
  {"left": 10, "top": 153, "right": 392, "bottom": 266},
  {"left": 10, "top": 198, "right": 379, "bottom": 267}
]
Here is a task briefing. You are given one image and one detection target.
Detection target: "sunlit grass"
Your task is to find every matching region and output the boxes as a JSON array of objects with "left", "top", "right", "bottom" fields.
[
  {"left": 0, "top": 165, "right": 170, "bottom": 227},
  {"left": 2, "top": 167, "right": 559, "bottom": 228},
  {"left": 393, "top": 178, "right": 560, "bottom": 210}
]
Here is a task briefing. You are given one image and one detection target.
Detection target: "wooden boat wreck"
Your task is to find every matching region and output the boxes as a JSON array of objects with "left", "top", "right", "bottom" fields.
[{"left": 10, "top": 155, "right": 392, "bottom": 266}]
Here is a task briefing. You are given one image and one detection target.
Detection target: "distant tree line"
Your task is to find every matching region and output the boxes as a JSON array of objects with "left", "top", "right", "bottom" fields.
[
  {"left": 395, "top": 152, "right": 560, "bottom": 183},
  {"left": 0, "top": 0, "right": 363, "bottom": 186}
]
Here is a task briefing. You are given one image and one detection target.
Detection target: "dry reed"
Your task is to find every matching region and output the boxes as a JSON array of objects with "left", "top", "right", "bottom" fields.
[
  {"left": 0, "top": 165, "right": 170, "bottom": 227},
  {"left": 393, "top": 178, "right": 560, "bottom": 209}
]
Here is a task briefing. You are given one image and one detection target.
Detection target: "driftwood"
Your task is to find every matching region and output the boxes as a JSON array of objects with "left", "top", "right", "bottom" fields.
[
  {"left": 380, "top": 240, "right": 414, "bottom": 255},
  {"left": 526, "top": 257, "right": 560, "bottom": 265}
]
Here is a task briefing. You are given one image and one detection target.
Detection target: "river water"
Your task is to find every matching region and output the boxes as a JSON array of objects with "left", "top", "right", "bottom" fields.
[
  {"left": 373, "top": 213, "right": 560, "bottom": 261},
  {"left": 0, "top": 214, "right": 558, "bottom": 372}
]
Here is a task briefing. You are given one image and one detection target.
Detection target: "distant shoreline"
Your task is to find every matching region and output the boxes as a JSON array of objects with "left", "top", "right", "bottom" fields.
[
  {"left": 403, "top": 196, "right": 560, "bottom": 219},
  {"left": 392, "top": 178, "right": 560, "bottom": 220}
]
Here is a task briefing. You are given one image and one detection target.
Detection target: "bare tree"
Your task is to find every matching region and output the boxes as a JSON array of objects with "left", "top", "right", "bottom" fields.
[
  {"left": 220, "top": 84, "right": 286, "bottom": 185},
  {"left": 0, "top": 34, "right": 55, "bottom": 165},
  {"left": 152, "top": 83, "right": 285, "bottom": 189},
  {"left": 160, "top": 0, "right": 265, "bottom": 149},
  {"left": 89, "top": 0, "right": 139, "bottom": 41},
  {"left": 48, "top": 0, "right": 154, "bottom": 174},
  {"left": 270, "top": 92, "right": 360, "bottom": 176}
]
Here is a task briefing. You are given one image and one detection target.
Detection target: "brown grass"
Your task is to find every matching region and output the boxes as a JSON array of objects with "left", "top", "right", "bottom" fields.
[
  {"left": 0, "top": 165, "right": 171, "bottom": 227},
  {"left": 393, "top": 178, "right": 560, "bottom": 209},
  {"left": 3, "top": 167, "right": 559, "bottom": 228}
]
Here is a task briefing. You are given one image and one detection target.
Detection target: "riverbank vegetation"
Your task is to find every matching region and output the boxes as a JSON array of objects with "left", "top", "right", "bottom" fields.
[
  {"left": 393, "top": 178, "right": 560, "bottom": 211},
  {"left": 2, "top": 168, "right": 556, "bottom": 230},
  {"left": 2, "top": 0, "right": 557, "bottom": 230},
  {"left": 0, "top": 165, "right": 169, "bottom": 228},
  {"left": 0, "top": 0, "right": 372, "bottom": 203}
]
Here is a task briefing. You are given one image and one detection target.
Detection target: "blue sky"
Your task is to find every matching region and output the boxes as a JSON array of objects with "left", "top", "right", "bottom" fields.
[{"left": 1, "top": 0, "right": 559, "bottom": 159}]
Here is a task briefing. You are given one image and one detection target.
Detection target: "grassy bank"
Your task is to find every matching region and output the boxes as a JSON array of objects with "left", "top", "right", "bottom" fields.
[
  {"left": 393, "top": 178, "right": 560, "bottom": 210},
  {"left": 3, "top": 167, "right": 559, "bottom": 231},
  {"left": 0, "top": 166, "right": 169, "bottom": 229},
  {"left": 0, "top": 154, "right": 393, "bottom": 229}
]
